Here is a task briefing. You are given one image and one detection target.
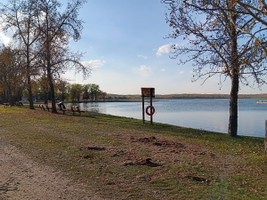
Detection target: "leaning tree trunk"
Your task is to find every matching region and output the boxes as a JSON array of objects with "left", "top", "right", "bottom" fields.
[{"left": 228, "top": 73, "right": 239, "bottom": 137}]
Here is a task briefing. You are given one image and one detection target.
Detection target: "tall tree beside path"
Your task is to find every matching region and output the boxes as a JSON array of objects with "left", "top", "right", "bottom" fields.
[
  {"left": 37, "top": 0, "right": 90, "bottom": 113},
  {"left": 1, "top": 0, "right": 41, "bottom": 109},
  {"left": 162, "top": 0, "right": 267, "bottom": 137}
]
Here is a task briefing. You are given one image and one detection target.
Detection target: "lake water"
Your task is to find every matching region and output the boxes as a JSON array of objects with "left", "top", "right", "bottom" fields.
[{"left": 68, "top": 98, "right": 267, "bottom": 138}]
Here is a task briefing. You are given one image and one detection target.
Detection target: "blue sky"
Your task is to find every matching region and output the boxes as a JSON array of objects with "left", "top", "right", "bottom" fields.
[{"left": 1, "top": 0, "right": 267, "bottom": 95}]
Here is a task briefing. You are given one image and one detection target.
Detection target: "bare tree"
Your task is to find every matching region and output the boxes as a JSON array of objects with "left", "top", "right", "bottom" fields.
[
  {"left": 162, "top": 0, "right": 267, "bottom": 137},
  {"left": 37, "top": 0, "right": 89, "bottom": 113},
  {"left": 1, "top": 0, "right": 41, "bottom": 109}
]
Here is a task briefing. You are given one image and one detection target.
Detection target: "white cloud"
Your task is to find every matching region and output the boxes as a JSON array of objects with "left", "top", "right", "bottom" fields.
[
  {"left": 137, "top": 54, "right": 148, "bottom": 59},
  {"left": 139, "top": 65, "right": 152, "bottom": 73},
  {"left": 0, "top": 14, "right": 15, "bottom": 46},
  {"left": 179, "top": 71, "right": 184, "bottom": 75},
  {"left": 156, "top": 44, "right": 172, "bottom": 56},
  {"left": 0, "top": 32, "right": 12, "bottom": 46},
  {"left": 82, "top": 59, "right": 106, "bottom": 68},
  {"left": 161, "top": 68, "right": 166, "bottom": 72}
]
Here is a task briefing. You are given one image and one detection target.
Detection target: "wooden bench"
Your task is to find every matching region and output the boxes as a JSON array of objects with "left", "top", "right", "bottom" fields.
[{"left": 71, "top": 106, "right": 84, "bottom": 115}]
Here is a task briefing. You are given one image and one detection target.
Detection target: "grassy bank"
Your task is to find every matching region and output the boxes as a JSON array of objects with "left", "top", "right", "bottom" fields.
[{"left": 0, "top": 106, "right": 266, "bottom": 199}]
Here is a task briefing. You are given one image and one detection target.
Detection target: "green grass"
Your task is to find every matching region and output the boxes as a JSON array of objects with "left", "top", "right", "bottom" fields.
[{"left": 0, "top": 106, "right": 266, "bottom": 199}]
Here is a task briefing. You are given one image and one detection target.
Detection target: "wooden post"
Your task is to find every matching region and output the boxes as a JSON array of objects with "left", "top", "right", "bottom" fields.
[
  {"left": 141, "top": 88, "right": 155, "bottom": 125},
  {"left": 265, "top": 120, "right": 267, "bottom": 156},
  {"left": 142, "top": 95, "right": 145, "bottom": 124},
  {"left": 150, "top": 95, "right": 153, "bottom": 125}
]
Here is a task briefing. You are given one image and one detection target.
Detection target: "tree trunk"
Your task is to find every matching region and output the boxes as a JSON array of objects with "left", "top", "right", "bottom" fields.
[
  {"left": 27, "top": 75, "right": 34, "bottom": 109},
  {"left": 228, "top": 73, "right": 239, "bottom": 137},
  {"left": 26, "top": 43, "right": 34, "bottom": 109},
  {"left": 49, "top": 81, "right": 57, "bottom": 113},
  {"left": 45, "top": 20, "right": 57, "bottom": 113},
  {"left": 47, "top": 66, "right": 57, "bottom": 113},
  {"left": 228, "top": 10, "right": 239, "bottom": 137},
  {"left": 44, "top": 92, "right": 48, "bottom": 104}
]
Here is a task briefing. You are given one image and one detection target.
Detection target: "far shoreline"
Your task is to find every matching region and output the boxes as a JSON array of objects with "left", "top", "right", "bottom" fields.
[{"left": 67, "top": 93, "right": 267, "bottom": 103}]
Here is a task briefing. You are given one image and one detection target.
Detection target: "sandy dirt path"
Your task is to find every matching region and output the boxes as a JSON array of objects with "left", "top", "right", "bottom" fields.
[{"left": 0, "top": 139, "right": 103, "bottom": 200}]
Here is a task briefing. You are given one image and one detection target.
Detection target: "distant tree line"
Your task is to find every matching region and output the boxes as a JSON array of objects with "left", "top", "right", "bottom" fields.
[{"left": 0, "top": 0, "right": 89, "bottom": 112}]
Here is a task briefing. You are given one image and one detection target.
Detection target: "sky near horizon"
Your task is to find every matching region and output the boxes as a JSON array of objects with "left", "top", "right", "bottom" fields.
[{"left": 0, "top": 0, "right": 266, "bottom": 95}]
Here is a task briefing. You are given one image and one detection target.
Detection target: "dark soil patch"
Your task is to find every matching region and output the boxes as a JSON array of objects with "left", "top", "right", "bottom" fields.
[
  {"left": 80, "top": 154, "right": 94, "bottom": 159},
  {"left": 112, "top": 150, "right": 127, "bottom": 157},
  {"left": 80, "top": 146, "right": 106, "bottom": 151},
  {"left": 123, "top": 158, "right": 162, "bottom": 167},
  {"left": 186, "top": 176, "right": 210, "bottom": 184},
  {"left": 131, "top": 136, "right": 185, "bottom": 149},
  {"left": 136, "top": 158, "right": 162, "bottom": 167}
]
